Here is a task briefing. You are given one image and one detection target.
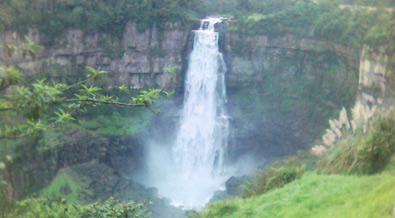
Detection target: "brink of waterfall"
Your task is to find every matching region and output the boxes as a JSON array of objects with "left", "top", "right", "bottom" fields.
[{"left": 143, "top": 17, "right": 232, "bottom": 209}]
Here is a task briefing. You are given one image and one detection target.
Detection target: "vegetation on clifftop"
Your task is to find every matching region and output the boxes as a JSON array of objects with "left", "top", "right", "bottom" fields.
[
  {"left": 0, "top": 0, "right": 207, "bottom": 44},
  {"left": 224, "top": 0, "right": 394, "bottom": 52}
]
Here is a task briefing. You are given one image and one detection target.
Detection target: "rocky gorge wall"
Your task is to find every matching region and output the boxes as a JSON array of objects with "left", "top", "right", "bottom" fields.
[
  {"left": 224, "top": 33, "right": 360, "bottom": 159},
  {"left": 225, "top": 34, "right": 393, "bottom": 160},
  {"left": 1, "top": 22, "right": 189, "bottom": 89},
  {"left": 1, "top": 22, "right": 367, "bottom": 160}
]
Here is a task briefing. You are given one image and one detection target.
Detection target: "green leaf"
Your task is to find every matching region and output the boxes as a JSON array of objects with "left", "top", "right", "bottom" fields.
[
  {"left": 117, "top": 85, "right": 128, "bottom": 93},
  {"left": 74, "top": 94, "right": 89, "bottom": 100},
  {"left": 163, "top": 65, "right": 180, "bottom": 76},
  {"left": 85, "top": 66, "right": 108, "bottom": 80},
  {"left": 54, "top": 109, "right": 75, "bottom": 123},
  {"left": 79, "top": 85, "right": 102, "bottom": 95},
  {"left": 163, "top": 90, "right": 175, "bottom": 97}
]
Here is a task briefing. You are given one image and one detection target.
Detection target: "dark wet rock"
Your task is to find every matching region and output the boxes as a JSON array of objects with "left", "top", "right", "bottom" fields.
[
  {"left": 209, "top": 175, "right": 248, "bottom": 203},
  {"left": 225, "top": 176, "right": 248, "bottom": 196},
  {"left": 210, "top": 190, "right": 229, "bottom": 203}
]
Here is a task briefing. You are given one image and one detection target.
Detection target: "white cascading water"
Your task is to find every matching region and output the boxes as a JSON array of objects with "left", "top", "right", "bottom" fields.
[
  {"left": 172, "top": 17, "right": 230, "bottom": 207},
  {"left": 144, "top": 17, "right": 231, "bottom": 209}
]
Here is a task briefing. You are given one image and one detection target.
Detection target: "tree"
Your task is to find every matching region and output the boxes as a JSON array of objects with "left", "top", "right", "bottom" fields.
[{"left": 0, "top": 37, "right": 171, "bottom": 140}]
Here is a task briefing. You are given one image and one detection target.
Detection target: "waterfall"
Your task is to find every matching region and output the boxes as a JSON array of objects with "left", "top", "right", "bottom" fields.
[
  {"left": 174, "top": 17, "right": 229, "bottom": 179},
  {"left": 143, "top": 17, "right": 231, "bottom": 209},
  {"left": 171, "top": 17, "right": 229, "bottom": 206}
]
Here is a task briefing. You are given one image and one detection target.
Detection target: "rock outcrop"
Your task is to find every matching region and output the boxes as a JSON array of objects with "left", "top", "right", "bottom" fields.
[{"left": 358, "top": 46, "right": 393, "bottom": 105}]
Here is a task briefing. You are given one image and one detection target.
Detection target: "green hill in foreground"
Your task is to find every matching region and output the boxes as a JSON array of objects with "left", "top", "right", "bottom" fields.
[
  {"left": 201, "top": 156, "right": 395, "bottom": 218},
  {"left": 198, "top": 108, "right": 395, "bottom": 218}
]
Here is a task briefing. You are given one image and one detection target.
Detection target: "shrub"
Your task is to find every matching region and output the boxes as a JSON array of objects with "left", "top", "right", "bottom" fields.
[
  {"left": 240, "top": 154, "right": 308, "bottom": 198},
  {"left": 81, "top": 197, "right": 151, "bottom": 218},
  {"left": 317, "top": 109, "right": 395, "bottom": 175},
  {"left": 5, "top": 197, "right": 80, "bottom": 218},
  {"left": 200, "top": 201, "right": 239, "bottom": 218},
  {"left": 5, "top": 197, "right": 151, "bottom": 218}
]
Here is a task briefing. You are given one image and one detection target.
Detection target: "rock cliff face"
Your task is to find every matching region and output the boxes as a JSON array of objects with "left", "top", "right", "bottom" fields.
[
  {"left": 358, "top": 46, "right": 394, "bottom": 106},
  {"left": 1, "top": 22, "right": 368, "bottom": 158},
  {"left": 1, "top": 22, "right": 189, "bottom": 89},
  {"left": 225, "top": 33, "right": 360, "bottom": 158}
]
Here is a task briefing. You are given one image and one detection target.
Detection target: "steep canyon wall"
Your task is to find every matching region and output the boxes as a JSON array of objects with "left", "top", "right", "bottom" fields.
[{"left": 1, "top": 22, "right": 189, "bottom": 89}]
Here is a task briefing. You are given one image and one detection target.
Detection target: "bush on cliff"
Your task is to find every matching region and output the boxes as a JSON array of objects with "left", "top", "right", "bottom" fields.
[
  {"left": 240, "top": 109, "right": 394, "bottom": 200},
  {"left": 240, "top": 152, "right": 315, "bottom": 198},
  {"left": 317, "top": 109, "right": 395, "bottom": 175}
]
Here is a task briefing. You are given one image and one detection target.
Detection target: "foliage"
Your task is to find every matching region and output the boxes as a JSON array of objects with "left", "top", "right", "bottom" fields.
[
  {"left": 5, "top": 197, "right": 151, "bottom": 218},
  {"left": 0, "top": 67, "right": 161, "bottom": 139},
  {"left": 79, "top": 110, "right": 152, "bottom": 136},
  {"left": 81, "top": 197, "right": 150, "bottom": 218},
  {"left": 4, "top": 197, "right": 78, "bottom": 218},
  {"left": 317, "top": 109, "right": 395, "bottom": 175},
  {"left": 0, "top": 66, "right": 22, "bottom": 90},
  {"left": 132, "top": 89, "right": 161, "bottom": 109},
  {"left": 163, "top": 65, "right": 181, "bottom": 77}
]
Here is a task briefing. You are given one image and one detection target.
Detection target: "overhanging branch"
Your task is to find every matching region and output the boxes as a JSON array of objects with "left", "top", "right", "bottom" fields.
[{"left": 64, "top": 99, "right": 144, "bottom": 107}]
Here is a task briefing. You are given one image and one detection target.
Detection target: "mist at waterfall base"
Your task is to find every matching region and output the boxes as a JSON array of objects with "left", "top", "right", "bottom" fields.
[{"left": 137, "top": 18, "right": 261, "bottom": 209}]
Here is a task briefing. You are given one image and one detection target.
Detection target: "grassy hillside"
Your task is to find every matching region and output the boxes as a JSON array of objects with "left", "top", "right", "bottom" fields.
[
  {"left": 200, "top": 157, "right": 395, "bottom": 218},
  {"left": 196, "top": 109, "right": 395, "bottom": 218}
]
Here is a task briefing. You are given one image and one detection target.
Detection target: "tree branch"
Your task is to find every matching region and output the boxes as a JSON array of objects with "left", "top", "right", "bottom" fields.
[
  {"left": 64, "top": 99, "right": 144, "bottom": 107},
  {"left": 61, "top": 78, "right": 91, "bottom": 92}
]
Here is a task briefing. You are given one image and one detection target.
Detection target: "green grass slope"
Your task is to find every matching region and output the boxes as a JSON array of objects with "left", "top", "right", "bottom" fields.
[
  {"left": 202, "top": 157, "right": 395, "bottom": 218},
  {"left": 39, "top": 168, "right": 87, "bottom": 204}
]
